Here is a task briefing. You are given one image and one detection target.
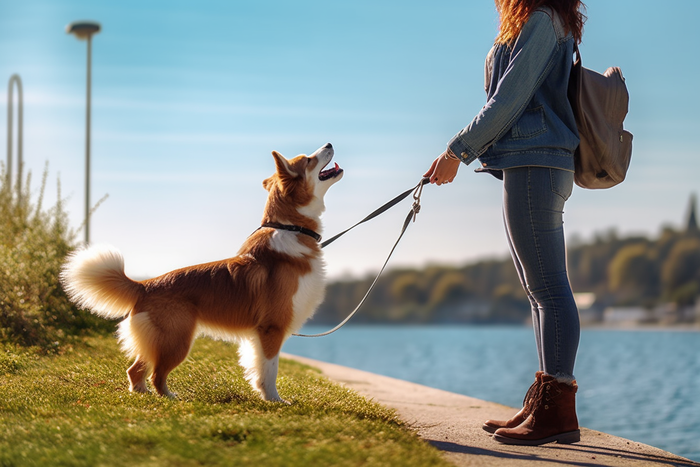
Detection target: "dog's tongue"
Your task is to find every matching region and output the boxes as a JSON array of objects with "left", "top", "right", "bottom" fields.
[{"left": 320, "top": 161, "right": 342, "bottom": 180}]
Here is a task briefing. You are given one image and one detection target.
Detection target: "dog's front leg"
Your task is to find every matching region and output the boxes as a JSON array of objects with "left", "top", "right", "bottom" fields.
[
  {"left": 259, "top": 354, "right": 284, "bottom": 402},
  {"left": 238, "top": 333, "right": 288, "bottom": 403}
]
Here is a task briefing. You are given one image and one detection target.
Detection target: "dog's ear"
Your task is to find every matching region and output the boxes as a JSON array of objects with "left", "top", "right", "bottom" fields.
[
  {"left": 271, "top": 151, "right": 299, "bottom": 179},
  {"left": 262, "top": 176, "right": 275, "bottom": 192}
]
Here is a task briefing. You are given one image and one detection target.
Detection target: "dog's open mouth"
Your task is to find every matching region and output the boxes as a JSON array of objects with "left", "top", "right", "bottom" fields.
[{"left": 319, "top": 162, "right": 343, "bottom": 181}]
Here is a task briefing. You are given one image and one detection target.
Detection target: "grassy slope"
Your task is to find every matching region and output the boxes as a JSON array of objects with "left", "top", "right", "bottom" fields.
[{"left": 0, "top": 336, "right": 449, "bottom": 467}]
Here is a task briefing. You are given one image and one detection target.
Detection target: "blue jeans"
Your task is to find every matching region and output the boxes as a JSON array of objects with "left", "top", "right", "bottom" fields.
[{"left": 502, "top": 166, "right": 580, "bottom": 378}]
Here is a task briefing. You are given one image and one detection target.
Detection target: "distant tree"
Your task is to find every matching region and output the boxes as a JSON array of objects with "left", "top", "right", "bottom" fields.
[
  {"left": 429, "top": 271, "right": 471, "bottom": 307},
  {"left": 685, "top": 193, "right": 698, "bottom": 232},
  {"left": 656, "top": 226, "right": 682, "bottom": 264},
  {"left": 669, "top": 282, "right": 700, "bottom": 308},
  {"left": 608, "top": 243, "right": 659, "bottom": 304},
  {"left": 569, "top": 230, "right": 652, "bottom": 303},
  {"left": 389, "top": 271, "right": 425, "bottom": 304},
  {"left": 489, "top": 284, "right": 530, "bottom": 323},
  {"left": 661, "top": 237, "right": 700, "bottom": 304}
]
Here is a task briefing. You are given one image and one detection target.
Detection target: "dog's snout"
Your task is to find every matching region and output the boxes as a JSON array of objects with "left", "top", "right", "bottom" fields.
[{"left": 323, "top": 143, "right": 333, "bottom": 149}]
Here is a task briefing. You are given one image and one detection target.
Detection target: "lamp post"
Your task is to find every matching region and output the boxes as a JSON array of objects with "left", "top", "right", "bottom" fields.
[
  {"left": 6, "top": 74, "right": 23, "bottom": 195},
  {"left": 66, "top": 20, "right": 101, "bottom": 245}
]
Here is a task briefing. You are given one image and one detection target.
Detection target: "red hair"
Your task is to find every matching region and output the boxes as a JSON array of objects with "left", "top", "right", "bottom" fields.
[{"left": 495, "top": 0, "right": 586, "bottom": 45}]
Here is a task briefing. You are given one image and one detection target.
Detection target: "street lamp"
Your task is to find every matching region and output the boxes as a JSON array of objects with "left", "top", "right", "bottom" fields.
[
  {"left": 6, "top": 74, "right": 23, "bottom": 196},
  {"left": 66, "top": 20, "right": 101, "bottom": 245}
]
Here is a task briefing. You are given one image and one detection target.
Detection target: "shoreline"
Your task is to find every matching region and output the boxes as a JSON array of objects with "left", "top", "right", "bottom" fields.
[
  {"left": 580, "top": 322, "right": 700, "bottom": 331},
  {"left": 283, "top": 352, "right": 700, "bottom": 467},
  {"left": 306, "top": 322, "right": 700, "bottom": 331}
]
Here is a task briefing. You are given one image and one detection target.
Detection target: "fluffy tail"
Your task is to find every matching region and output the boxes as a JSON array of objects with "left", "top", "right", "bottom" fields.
[{"left": 60, "top": 244, "right": 143, "bottom": 319}]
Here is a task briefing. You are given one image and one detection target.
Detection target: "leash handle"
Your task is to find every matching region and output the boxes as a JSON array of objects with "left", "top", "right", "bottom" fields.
[{"left": 293, "top": 177, "right": 429, "bottom": 338}]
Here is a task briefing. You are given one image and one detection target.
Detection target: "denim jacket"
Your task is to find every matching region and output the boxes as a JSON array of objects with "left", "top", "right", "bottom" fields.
[{"left": 447, "top": 8, "right": 579, "bottom": 176}]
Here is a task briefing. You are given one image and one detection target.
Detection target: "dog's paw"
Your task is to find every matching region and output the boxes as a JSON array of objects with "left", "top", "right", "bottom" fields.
[
  {"left": 261, "top": 392, "right": 289, "bottom": 404},
  {"left": 154, "top": 389, "right": 178, "bottom": 399},
  {"left": 129, "top": 384, "right": 150, "bottom": 394},
  {"left": 270, "top": 398, "right": 291, "bottom": 405}
]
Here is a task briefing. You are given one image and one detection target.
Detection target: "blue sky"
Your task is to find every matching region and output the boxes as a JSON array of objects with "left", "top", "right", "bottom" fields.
[{"left": 1, "top": 0, "right": 698, "bottom": 280}]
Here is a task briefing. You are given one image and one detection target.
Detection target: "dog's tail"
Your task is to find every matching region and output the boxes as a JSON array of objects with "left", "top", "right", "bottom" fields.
[{"left": 60, "top": 244, "right": 143, "bottom": 319}]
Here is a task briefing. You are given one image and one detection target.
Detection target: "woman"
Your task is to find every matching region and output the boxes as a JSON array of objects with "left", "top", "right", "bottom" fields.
[{"left": 424, "top": 0, "right": 586, "bottom": 446}]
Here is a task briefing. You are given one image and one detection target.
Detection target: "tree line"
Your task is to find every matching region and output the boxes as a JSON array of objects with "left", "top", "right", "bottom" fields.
[{"left": 309, "top": 226, "right": 700, "bottom": 325}]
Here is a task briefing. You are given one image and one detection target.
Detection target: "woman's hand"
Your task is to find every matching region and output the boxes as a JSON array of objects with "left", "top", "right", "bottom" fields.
[{"left": 424, "top": 149, "right": 461, "bottom": 185}]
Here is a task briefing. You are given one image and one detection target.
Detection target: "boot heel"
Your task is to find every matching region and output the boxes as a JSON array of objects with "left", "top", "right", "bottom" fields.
[{"left": 555, "top": 430, "right": 581, "bottom": 444}]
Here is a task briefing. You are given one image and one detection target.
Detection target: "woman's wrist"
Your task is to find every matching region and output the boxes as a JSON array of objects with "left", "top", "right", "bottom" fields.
[{"left": 444, "top": 148, "right": 460, "bottom": 161}]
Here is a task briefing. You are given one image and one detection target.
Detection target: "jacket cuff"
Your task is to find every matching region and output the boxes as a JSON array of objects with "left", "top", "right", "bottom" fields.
[{"left": 447, "top": 132, "right": 479, "bottom": 165}]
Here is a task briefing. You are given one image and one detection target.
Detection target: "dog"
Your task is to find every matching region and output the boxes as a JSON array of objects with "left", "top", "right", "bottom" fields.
[{"left": 60, "top": 143, "right": 343, "bottom": 401}]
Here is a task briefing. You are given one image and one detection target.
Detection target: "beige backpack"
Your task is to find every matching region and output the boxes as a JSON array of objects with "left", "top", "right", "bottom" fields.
[{"left": 568, "top": 45, "right": 633, "bottom": 189}]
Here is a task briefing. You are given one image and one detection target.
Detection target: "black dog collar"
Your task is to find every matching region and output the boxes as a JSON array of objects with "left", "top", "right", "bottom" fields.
[{"left": 260, "top": 222, "right": 322, "bottom": 242}]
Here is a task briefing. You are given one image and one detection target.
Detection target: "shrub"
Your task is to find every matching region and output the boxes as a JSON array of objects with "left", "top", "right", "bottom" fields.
[{"left": 0, "top": 164, "right": 112, "bottom": 351}]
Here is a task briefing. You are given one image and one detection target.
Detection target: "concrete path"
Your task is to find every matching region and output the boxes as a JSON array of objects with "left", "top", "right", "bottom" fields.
[{"left": 283, "top": 353, "right": 699, "bottom": 467}]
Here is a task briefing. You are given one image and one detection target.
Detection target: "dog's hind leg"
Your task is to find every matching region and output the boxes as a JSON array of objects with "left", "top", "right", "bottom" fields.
[
  {"left": 151, "top": 340, "right": 193, "bottom": 398},
  {"left": 149, "top": 309, "right": 197, "bottom": 398},
  {"left": 127, "top": 356, "right": 150, "bottom": 393},
  {"left": 239, "top": 325, "right": 287, "bottom": 402},
  {"left": 118, "top": 314, "right": 157, "bottom": 394}
]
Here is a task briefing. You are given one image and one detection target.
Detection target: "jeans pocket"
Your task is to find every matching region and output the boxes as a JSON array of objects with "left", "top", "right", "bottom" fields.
[{"left": 550, "top": 168, "right": 574, "bottom": 201}]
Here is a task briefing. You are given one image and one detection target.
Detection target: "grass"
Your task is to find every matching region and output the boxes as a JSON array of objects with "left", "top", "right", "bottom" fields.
[{"left": 0, "top": 336, "right": 450, "bottom": 467}]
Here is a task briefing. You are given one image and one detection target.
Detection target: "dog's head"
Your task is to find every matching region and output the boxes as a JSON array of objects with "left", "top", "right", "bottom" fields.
[{"left": 262, "top": 143, "right": 343, "bottom": 220}]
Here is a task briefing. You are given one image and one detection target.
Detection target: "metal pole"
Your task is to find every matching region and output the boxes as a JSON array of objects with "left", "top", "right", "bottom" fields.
[
  {"left": 6, "top": 74, "right": 23, "bottom": 194},
  {"left": 66, "top": 21, "right": 100, "bottom": 245},
  {"left": 85, "top": 36, "right": 92, "bottom": 245},
  {"left": 6, "top": 77, "right": 10, "bottom": 184}
]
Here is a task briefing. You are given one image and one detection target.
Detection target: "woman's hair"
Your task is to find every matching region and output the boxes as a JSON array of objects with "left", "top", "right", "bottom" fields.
[{"left": 495, "top": 0, "right": 586, "bottom": 45}]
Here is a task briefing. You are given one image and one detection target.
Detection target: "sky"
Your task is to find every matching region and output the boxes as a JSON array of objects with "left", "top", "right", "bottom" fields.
[{"left": 1, "top": 0, "right": 698, "bottom": 280}]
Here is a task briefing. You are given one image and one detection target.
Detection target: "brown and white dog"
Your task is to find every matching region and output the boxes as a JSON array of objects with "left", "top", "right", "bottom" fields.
[{"left": 60, "top": 143, "right": 343, "bottom": 401}]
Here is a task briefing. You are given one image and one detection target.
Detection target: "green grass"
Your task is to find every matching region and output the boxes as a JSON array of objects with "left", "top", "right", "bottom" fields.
[{"left": 0, "top": 336, "right": 449, "bottom": 467}]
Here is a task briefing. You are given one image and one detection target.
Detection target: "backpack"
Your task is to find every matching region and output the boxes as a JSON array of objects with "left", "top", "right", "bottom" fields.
[{"left": 568, "top": 45, "right": 633, "bottom": 189}]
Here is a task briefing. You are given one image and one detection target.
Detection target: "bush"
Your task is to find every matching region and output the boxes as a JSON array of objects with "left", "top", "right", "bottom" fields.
[{"left": 0, "top": 164, "right": 113, "bottom": 351}]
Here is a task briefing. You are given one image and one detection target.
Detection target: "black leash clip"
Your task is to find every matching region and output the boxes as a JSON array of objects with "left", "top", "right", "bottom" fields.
[{"left": 411, "top": 177, "right": 429, "bottom": 222}]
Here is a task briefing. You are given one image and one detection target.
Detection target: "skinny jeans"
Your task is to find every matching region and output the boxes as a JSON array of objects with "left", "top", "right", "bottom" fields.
[{"left": 502, "top": 166, "right": 580, "bottom": 378}]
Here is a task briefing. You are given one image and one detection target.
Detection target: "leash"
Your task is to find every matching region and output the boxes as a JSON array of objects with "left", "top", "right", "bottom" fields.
[{"left": 292, "top": 177, "right": 429, "bottom": 337}]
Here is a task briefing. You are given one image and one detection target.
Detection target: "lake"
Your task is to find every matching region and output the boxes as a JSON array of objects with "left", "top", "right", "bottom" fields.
[{"left": 283, "top": 325, "right": 700, "bottom": 462}]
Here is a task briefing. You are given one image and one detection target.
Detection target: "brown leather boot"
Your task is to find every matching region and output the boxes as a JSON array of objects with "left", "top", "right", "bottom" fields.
[
  {"left": 482, "top": 371, "right": 543, "bottom": 433},
  {"left": 492, "top": 374, "right": 580, "bottom": 445}
]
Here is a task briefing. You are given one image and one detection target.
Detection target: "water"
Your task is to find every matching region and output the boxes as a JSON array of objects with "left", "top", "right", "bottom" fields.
[{"left": 283, "top": 325, "right": 700, "bottom": 462}]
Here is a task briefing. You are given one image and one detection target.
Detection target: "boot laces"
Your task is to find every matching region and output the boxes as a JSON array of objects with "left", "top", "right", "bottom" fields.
[
  {"left": 521, "top": 378, "right": 542, "bottom": 417},
  {"left": 532, "top": 378, "right": 563, "bottom": 413}
]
